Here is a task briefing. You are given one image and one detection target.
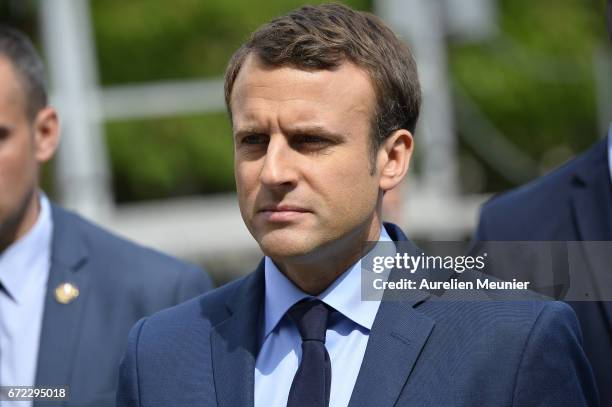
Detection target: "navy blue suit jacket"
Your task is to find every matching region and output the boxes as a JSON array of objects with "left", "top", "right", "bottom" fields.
[
  {"left": 33, "top": 204, "right": 213, "bottom": 407},
  {"left": 476, "top": 138, "right": 612, "bottom": 406},
  {"left": 117, "top": 223, "right": 597, "bottom": 406}
]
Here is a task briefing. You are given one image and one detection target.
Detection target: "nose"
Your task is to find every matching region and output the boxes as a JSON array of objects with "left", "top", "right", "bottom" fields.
[{"left": 259, "top": 134, "right": 298, "bottom": 188}]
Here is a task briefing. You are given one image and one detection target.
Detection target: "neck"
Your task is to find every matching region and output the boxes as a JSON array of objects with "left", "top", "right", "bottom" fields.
[
  {"left": 0, "top": 189, "right": 40, "bottom": 254},
  {"left": 274, "top": 215, "right": 382, "bottom": 295}
]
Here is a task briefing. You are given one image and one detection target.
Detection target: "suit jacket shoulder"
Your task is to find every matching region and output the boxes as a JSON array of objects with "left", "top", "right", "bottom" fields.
[
  {"left": 394, "top": 298, "right": 597, "bottom": 406},
  {"left": 51, "top": 204, "right": 213, "bottom": 301},
  {"left": 132, "top": 273, "right": 245, "bottom": 344},
  {"left": 117, "top": 274, "right": 250, "bottom": 407},
  {"left": 477, "top": 139, "right": 608, "bottom": 240}
]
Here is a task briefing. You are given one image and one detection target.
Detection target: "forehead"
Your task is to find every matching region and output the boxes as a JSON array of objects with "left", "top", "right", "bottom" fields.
[{"left": 230, "top": 54, "right": 376, "bottom": 129}]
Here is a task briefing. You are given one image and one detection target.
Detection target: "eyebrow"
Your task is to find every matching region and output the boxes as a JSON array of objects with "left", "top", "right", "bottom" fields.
[
  {"left": 286, "top": 125, "right": 344, "bottom": 140},
  {"left": 234, "top": 124, "right": 344, "bottom": 140}
]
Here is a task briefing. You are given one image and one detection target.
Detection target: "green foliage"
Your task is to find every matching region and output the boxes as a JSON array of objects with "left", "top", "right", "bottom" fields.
[
  {"left": 450, "top": 0, "right": 606, "bottom": 190},
  {"left": 91, "top": 0, "right": 372, "bottom": 84},
  {"left": 92, "top": 0, "right": 372, "bottom": 202},
  {"left": 106, "top": 113, "right": 235, "bottom": 202}
]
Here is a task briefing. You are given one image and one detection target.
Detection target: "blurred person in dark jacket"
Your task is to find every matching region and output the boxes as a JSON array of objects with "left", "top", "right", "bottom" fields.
[
  {"left": 474, "top": 3, "right": 612, "bottom": 405},
  {"left": 0, "top": 25, "right": 213, "bottom": 406}
]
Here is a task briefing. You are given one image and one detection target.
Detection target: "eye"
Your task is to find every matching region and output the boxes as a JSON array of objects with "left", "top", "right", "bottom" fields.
[
  {"left": 289, "top": 133, "right": 337, "bottom": 153},
  {"left": 240, "top": 134, "right": 268, "bottom": 145},
  {"left": 0, "top": 127, "right": 10, "bottom": 142},
  {"left": 294, "top": 134, "right": 328, "bottom": 144}
]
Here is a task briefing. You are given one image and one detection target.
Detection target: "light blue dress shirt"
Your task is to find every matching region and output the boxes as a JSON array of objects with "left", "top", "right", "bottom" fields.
[
  {"left": 254, "top": 226, "right": 392, "bottom": 407},
  {"left": 0, "top": 194, "right": 52, "bottom": 407}
]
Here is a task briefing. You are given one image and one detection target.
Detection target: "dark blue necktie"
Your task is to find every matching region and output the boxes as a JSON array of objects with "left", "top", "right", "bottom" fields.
[{"left": 287, "top": 299, "right": 332, "bottom": 407}]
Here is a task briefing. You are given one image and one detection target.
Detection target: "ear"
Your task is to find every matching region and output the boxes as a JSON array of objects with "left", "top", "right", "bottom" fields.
[
  {"left": 33, "top": 106, "right": 60, "bottom": 163},
  {"left": 377, "top": 129, "right": 413, "bottom": 191}
]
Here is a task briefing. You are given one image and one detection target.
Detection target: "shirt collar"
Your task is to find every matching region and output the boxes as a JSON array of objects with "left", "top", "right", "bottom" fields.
[
  {"left": 263, "top": 225, "right": 392, "bottom": 339},
  {"left": 0, "top": 192, "right": 53, "bottom": 303}
]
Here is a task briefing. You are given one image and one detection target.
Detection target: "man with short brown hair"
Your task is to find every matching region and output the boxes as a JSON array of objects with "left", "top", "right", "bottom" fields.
[{"left": 118, "top": 4, "right": 597, "bottom": 406}]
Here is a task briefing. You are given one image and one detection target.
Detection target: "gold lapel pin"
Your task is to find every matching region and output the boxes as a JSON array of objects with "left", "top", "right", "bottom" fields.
[{"left": 54, "top": 283, "right": 79, "bottom": 304}]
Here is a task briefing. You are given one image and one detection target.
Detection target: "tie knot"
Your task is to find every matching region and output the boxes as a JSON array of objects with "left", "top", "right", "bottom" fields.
[{"left": 288, "top": 299, "right": 330, "bottom": 342}]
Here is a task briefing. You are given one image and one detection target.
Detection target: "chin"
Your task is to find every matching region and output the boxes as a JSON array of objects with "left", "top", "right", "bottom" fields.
[{"left": 256, "top": 230, "right": 317, "bottom": 260}]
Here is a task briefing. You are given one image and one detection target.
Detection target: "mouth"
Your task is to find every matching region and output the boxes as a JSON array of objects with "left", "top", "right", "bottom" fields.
[{"left": 257, "top": 205, "right": 311, "bottom": 222}]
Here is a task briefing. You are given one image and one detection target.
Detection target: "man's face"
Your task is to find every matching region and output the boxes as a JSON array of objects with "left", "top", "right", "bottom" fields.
[
  {"left": 0, "top": 57, "right": 42, "bottom": 244},
  {"left": 231, "top": 55, "right": 384, "bottom": 262}
]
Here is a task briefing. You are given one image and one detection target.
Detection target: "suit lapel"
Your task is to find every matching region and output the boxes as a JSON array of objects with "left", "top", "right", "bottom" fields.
[
  {"left": 348, "top": 296, "right": 434, "bottom": 407},
  {"left": 570, "top": 139, "right": 612, "bottom": 326},
  {"left": 35, "top": 205, "right": 90, "bottom": 396},
  {"left": 211, "top": 263, "right": 265, "bottom": 407},
  {"left": 348, "top": 223, "right": 435, "bottom": 407}
]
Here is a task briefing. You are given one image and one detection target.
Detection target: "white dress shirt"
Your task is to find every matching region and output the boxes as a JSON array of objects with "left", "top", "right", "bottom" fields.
[
  {"left": 255, "top": 226, "right": 392, "bottom": 407},
  {"left": 0, "top": 194, "right": 53, "bottom": 407}
]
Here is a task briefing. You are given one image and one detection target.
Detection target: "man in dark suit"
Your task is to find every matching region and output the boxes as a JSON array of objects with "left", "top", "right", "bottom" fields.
[
  {"left": 118, "top": 4, "right": 597, "bottom": 406},
  {"left": 475, "top": 138, "right": 611, "bottom": 406},
  {"left": 0, "top": 26, "right": 213, "bottom": 406},
  {"left": 475, "top": 4, "right": 612, "bottom": 405}
]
